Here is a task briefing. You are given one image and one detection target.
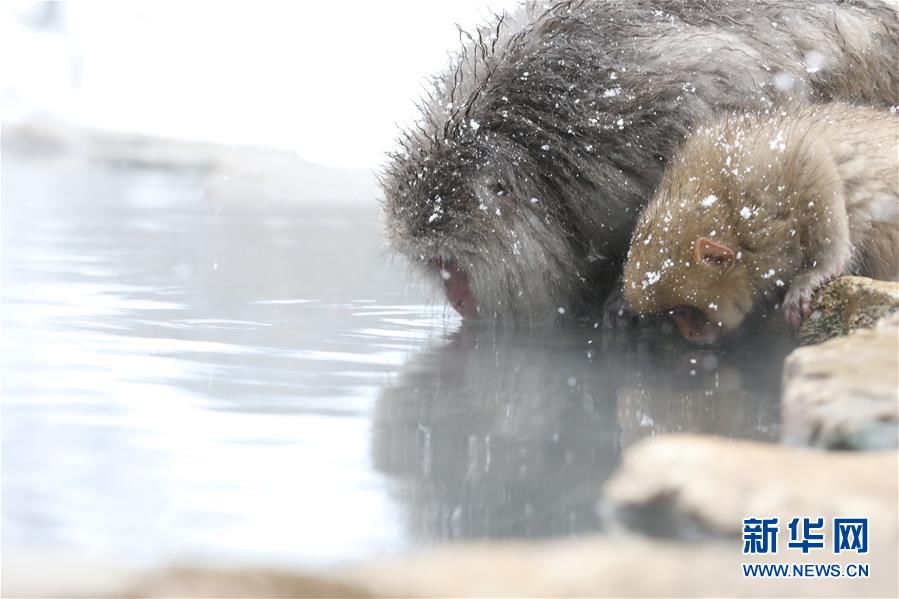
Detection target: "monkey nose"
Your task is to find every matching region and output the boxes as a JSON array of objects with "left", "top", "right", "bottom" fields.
[{"left": 431, "top": 258, "right": 478, "bottom": 319}]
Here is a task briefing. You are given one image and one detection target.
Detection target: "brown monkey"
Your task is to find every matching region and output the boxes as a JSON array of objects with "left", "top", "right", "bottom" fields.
[{"left": 623, "top": 103, "right": 899, "bottom": 344}]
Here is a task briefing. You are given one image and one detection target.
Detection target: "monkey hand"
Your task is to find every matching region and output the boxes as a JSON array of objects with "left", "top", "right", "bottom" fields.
[{"left": 783, "top": 270, "right": 839, "bottom": 328}]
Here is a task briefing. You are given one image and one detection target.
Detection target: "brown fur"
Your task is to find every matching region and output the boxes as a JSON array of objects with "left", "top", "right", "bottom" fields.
[{"left": 624, "top": 103, "right": 899, "bottom": 343}]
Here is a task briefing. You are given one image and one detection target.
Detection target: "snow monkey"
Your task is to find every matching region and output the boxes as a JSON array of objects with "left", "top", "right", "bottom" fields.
[
  {"left": 381, "top": 0, "right": 899, "bottom": 324},
  {"left": 624, "top": 103, "right": 898, "bottom": 344}
]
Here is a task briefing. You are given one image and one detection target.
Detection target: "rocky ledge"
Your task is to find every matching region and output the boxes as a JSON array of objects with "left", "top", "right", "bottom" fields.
[
  {"left": 122, "top": 524, "right": 895, "bottom": 598},
  {"left": 798, "top": 276, "right": 899, "bottom": 345},
  {"left": 13, "top": 521, "right": 890, "bottom": 597},
  {"left": 602, "top": 435, "right": 897, "bottom": 540},
  {"left": 783, "top": 310, "right": 898, "bottom": 449},
  {"left": 780, "top": 276, "right": 898, "bottom": 450}
]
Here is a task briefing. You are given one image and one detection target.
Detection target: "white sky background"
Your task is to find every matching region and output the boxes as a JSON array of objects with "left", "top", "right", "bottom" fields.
[{"left": 2, "top": 1, "right": 521, "bottom": 169}]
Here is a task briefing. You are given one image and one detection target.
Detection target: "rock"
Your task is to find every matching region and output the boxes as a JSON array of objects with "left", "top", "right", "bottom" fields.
[
  {"left": 601, "top": 435, "right": 897, "bottom": 540},
  {"left": 340, "top": 534, "right": 894, "bottom": 598},
  {"left": 121, "top": 540, "right": 740, "bottom": 598},
  {"left": 129, "top": 567, "right": 372, "bottom": 598},
  {"left": 799, "top": 276, "right": 899, "bottom": 345},
  {"left": 1, "top": 557, "right": 371, "bottom": 599},
  {"left": 98, "top": 535, "right": 898, "bottom": 597},
  {"left": 2, "top": 553, "right": 137, "bottom": 599},
  {"left": 782, "top": 312, "right": 898, "bottom": 449}
]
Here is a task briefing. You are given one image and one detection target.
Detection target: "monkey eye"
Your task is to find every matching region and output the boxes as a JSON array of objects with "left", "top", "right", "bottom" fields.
[{"left": 489, "top": 181, "right": 507, "bottom": 197}]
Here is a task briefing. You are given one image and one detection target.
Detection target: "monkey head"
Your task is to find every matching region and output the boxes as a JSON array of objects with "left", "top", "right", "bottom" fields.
[
  {"left": 624, "top": 198, "right": 756, "bottom": 345},
  {"left": 381, "top": 128, "right": 586, "bottom": 322},
  {"left": 622, "top": 119, "right": 788, "bottom": 344}
]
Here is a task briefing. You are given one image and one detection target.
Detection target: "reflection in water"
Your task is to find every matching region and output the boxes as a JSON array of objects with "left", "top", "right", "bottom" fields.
[
  {"left": 2, "top": 133, "right": 791, "bottom": 568},
  {"left": 373, "top": 324, "right": 788, "bottom": 543}
]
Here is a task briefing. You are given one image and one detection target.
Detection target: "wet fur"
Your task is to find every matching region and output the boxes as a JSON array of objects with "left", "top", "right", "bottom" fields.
[
  {"left": 624, "top": 103, "right": 899, "bottom": 340},
  {"left": 381, "top": 0, "right": 899, "bottom": 324}
]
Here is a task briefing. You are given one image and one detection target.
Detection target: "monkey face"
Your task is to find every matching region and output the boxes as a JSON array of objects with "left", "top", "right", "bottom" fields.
[
  {"left": 624, "top": 235, "right": 755, "bottom": 344},
  {"left": 382, "top": 142, "right": 512, "bottom": 318},
  {"left": 383, "top": 133, "right": 596, "bottom": 323}
]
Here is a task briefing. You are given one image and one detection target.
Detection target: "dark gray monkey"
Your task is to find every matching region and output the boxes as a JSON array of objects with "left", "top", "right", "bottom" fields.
[{"left": 380, "top": 0, "right": 899, "bottom": 324}]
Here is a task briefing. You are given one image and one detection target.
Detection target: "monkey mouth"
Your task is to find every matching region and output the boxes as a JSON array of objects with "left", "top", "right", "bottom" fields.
[
  {"left": 431, "top": 257, "right": 478, "bottom": 319},
  {"left": 670, "top": 305, "right": 725, "bottom": 345}
]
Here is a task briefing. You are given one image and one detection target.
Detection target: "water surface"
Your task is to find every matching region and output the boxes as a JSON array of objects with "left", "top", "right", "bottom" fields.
[{"left": 1, "top": 134, "right": 790, "bottom": 568}]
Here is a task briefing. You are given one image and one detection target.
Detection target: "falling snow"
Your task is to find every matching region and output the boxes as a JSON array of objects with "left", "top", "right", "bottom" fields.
[
  {"left": 768, "top": 129, "right": 786, "bottom": 152},
  {"left": 773, "top": 71, "right": 794, "bottom": 91},
  {"left": 642, "top": 270, "right": 661, "bottom": 289},
  {"left": 803, "top": 50, "right": 825, "bottom": 73},
  {"left": 701, "top": 194, "right": 718, "bottom": 207}
]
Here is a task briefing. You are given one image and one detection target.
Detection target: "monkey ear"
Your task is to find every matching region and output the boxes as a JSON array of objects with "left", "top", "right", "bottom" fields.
[{"left": 694, "top": 237, "right": 735, "bottom": 271}]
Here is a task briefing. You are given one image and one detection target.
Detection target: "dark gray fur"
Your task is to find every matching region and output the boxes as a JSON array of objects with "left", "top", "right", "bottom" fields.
[{"left": 381, "top": 0, "right": 899, "bottom": 323}]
